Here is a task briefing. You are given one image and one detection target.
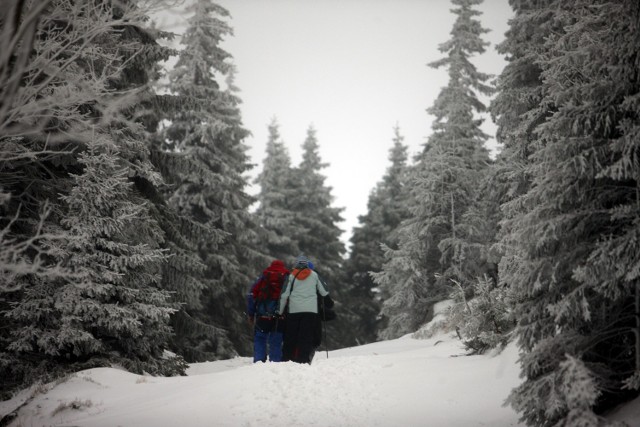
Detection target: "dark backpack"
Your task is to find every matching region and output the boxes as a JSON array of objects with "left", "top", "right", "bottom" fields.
[
  {"left": 318, "top": 294, "right": 336, "bottom": 321},
  {"left": 252, "top": 271, "right": 288, "bottom": 317}
]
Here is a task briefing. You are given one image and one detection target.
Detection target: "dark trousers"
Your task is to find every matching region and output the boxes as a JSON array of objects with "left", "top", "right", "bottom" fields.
[{"left": 282, "top": 312, "right": 319, "bottom": 364}]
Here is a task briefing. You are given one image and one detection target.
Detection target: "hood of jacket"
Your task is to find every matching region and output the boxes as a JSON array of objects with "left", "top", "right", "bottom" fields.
[{"left": 264, "top": 259, "right": 289, "bottom": 276}]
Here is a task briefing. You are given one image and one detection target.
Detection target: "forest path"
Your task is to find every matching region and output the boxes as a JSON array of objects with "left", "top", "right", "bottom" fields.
[{"left": 2, "top": 333, "right": 523, "bottom": 427}]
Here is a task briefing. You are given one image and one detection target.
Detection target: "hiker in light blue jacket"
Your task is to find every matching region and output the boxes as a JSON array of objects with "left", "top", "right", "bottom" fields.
[{"left": 279, "top": 254, "right": 329, "bottom": 364}]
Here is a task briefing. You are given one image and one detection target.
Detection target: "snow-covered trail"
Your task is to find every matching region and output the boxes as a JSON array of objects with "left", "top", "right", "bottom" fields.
[{"left": 1, "top": 333, "right": 526, "bottom": 427}]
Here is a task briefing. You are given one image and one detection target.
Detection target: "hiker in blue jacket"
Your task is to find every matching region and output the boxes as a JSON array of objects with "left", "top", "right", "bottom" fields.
[
  {"left": 246, "top": 259, "right": 289, "bottom": 363},
  {"left": 278, "top": 255, "right": 329, "bottom": 364}
]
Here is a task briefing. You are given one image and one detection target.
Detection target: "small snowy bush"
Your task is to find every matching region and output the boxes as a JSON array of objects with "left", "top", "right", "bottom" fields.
[
  {"left": 446, "top": 276, "right": 513, "bottom": 353},
  {"left": 412, "top": 299, "right": 455, "bottom": 339}
]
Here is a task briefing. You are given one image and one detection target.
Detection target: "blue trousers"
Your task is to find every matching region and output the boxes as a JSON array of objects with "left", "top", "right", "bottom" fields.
[{"left": 253, "top": 319, "right": 283, "bottom": 363}]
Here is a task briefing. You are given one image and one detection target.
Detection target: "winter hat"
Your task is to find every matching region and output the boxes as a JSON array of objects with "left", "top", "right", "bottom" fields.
[
  {"left": 295, "top": 254, "right": 310, "bottom": 268},
  {"left": 307, "top": 261, "right": 314, "bottom": 270}
]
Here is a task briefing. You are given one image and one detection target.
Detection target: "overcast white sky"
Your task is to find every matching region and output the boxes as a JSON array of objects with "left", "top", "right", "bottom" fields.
[{"left": 155, "top": 0, "right": 513, "bottom": 248}]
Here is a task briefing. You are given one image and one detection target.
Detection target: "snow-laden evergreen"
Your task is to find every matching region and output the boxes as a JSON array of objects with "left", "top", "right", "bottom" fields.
[
  {"left": 344, "top": 125, "right": 411, "bottom": 344},
  {"left": 288, "top": 126, "right": 349, "bottom": 348},
  {"left": 497, "top": 1, "right": 640, "bottom": 425},
  {"left": 48, "top": 147, "right": 173, "bottom": 366},
  {"left": 290, "top": 126, "right": 346, "bottom": 274},
  {"left": 254, "top": 119, "right": 300, "bottom": 264},
  {"left": 0, "top": 0, "right": 185, "bottom": 394},
  {"left": 375, "top": 0, "right": 494, "bottom": 341},
  {"left": 160, "top": 0, "right": 262, "bottom": 360}
]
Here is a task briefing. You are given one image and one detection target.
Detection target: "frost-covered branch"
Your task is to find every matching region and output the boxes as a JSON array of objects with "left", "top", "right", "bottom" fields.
[
  {"left": 0, "top": 0, "right": 160, "bottom": 143},
  {"left": 0, "top": 200, "right": 77, "bottom": 292}
]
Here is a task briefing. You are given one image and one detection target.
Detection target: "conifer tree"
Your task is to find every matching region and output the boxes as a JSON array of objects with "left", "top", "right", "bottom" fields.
[
  {"left": 490, "top": 0, "right": 558, "bottom": 271},
  {"left": 290, "top": 126, "right": 345, "bottom": 277},
  {"left": 375, "top": 0, "right": 493, "bottom": 340},
  {"left": 499, "top": 1, "right": 640, "bottom": 425},
  {"left": 345, "top": 125, "right": 411, "bottom": 343},
  {"left": 464, "top": 0, "right": 558, "bottom": 358},
  {"left": 0, "top": 0, "right": 184, "bottom": 393},
  {"left": 6, "top": 144, "right": 175, "bottom": 369},
  {"left": 372, "top": 190, "right": 434, "bottom": 339},
  {"left": 442, "top": 153, "right": 512, "bottom": 352},
  {"left": 288, "top": 126, "right": 347, "bottom": 348},
  {"left": 161, "top": 0, "right": 260, "bottom": 359},
  {"left": 422, "top": 0, "right": 493, "bottom": 287},
  {"left": 254, "top": 119, "right": 300, "bottom": 264}
]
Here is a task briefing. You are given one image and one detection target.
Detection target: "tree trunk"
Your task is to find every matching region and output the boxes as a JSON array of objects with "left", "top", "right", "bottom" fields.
[
  {"left": 636, "top": 282, "right": 640, "bottom": 372},
  {"left": 634, "top": 2, "right": 640, "bottom": 368},
  {"left": 450, "top": 192, "right": 455, "bottom": 240}
]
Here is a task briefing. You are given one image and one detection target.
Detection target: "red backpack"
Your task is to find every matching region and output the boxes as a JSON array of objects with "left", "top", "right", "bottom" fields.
[{"left": 252, "top": 270, "right": 288, "bottom": 317}]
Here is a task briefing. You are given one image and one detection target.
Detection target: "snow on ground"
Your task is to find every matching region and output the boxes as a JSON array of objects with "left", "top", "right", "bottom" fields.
[
  {"left": 607, "top": 395, "right": 640, "bottom": 425},
  {"left": 2, "top": 332, "right": 639, "bottom": 426},
  {"left": 2, "top": 331, "right": 524, "bottom": 427}
]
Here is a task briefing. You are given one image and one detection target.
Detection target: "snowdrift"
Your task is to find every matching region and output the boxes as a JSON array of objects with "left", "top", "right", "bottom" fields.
[
  {"left": 1, "top": 331, "right": 523, "bottom": 427},
  {"left": 2, "top": 330, "right": 639, "bottom": 426}
]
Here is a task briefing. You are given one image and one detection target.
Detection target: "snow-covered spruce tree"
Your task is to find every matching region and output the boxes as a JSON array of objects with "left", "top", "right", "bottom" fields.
[
  {"left": 20, "top": 143, "right": 174, "bottom": 369},
  {"left": 149, "top": 2, "right": 230, "bottom": 360},
  {"left": 290, "top": 126, "right": 345, "bottom": 277},
  {"left": 0, "top": 0, "right": 185, "bottom": 394},
  {"left": 140, "top": 26, "right": 219, "bottom": 363},
  {"left": 254, "top": 118, "right": 300, "bottom": 264},
  {"left": 344, "top": 125, "right": 411, "bottom": 344},
  {"left": 474, "top": 0, "right": 559, "bottom": 365},
  {"left": 501, "top": 1, "right": 640, "bottom": 425},
  {"left": 444, "top": 127, "right": 515, "bottom": 351},
  {"left": 375, "top": 0, "right": 493, "bottom": 340},
  {"left": 445, "top": 162, "right": 514, "bottom": 351},
  {"left": 288, "top": 126, "right": 347, "bottom": 348},
  {"left": 371, "top": 218, "right": 429, "bottom": 340},
  {"left": 162, "top": 0, "right": 261, "bottom": 359},
  {"left": 423, "top": 0, "right": 494, "bottom": 290},
  {"left": 0, "top": 0, "right": 99, "bottom": 305},
  {"left": 490, "top": 0, "right": 559, "bottom": 291}
]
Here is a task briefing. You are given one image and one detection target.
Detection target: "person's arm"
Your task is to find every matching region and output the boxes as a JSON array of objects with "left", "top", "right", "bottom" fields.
[
  {"left": 316, "top": 274, "right": 329, "bottom": 297},
  {"left": 246, "top": 278, "right": 260, "bottom": 319}
]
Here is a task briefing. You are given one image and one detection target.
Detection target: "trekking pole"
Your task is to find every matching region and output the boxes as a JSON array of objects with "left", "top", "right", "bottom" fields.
[
  {"left": 323, "top": 320, "right": 328, "bottom": 359},
  {"left": 321, "top": 299, "right": 328, "bottom": 359}
]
